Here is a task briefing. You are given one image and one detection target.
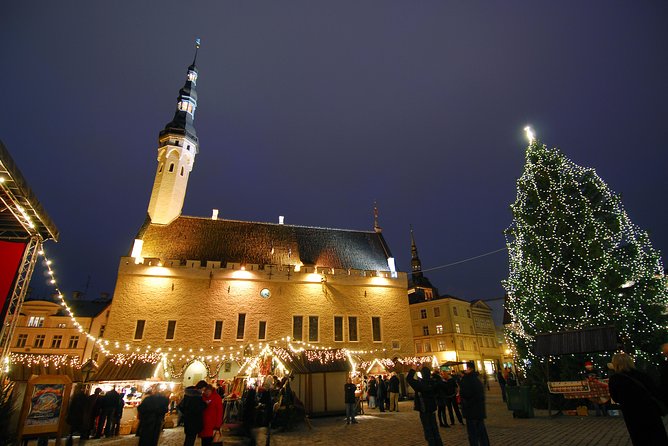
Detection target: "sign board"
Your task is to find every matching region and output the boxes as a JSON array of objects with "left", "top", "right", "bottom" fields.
[
  {"left": 18, "top": 375, "right": 72, "bottom": 445},
  {"left": 548, "top": 380, "right": 590, "bottom": 394}
]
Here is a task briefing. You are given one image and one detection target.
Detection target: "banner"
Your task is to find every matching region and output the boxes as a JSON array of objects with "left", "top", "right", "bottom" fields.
[{"left": 0, "top": 240, "right": 27, "bottom": 325}]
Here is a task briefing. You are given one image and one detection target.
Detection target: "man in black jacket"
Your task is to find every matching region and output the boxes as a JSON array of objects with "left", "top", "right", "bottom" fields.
[
  {"left": 178, "top": 381, "right": 207, "bottom": 446},
  {"left": 407, "top": 366, "right": 444, "bottom": 446},
  {"left": 389, "top": 372, "right": 401, "bottom": 412},
  {"left": 459, "top": 362, "right": 489, "bottom": 446}
]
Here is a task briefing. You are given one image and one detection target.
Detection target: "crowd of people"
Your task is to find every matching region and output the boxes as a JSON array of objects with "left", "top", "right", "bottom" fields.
[{"left": 66, "top": 385, "right": 125, "bottom": 445}]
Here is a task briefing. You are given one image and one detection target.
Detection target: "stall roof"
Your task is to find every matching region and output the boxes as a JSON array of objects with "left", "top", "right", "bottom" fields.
[
  {"left": 93, "top": 357, "right": 159, "bottom": 382},
  {"left": 272, "top": 347, "right": 351, "bottom": 374},
  {"left": 8, "top": 360, "right": 82, "bottom": 382},
  {"left": 0, "top": 140, "right": 58, "bottom": 241}
]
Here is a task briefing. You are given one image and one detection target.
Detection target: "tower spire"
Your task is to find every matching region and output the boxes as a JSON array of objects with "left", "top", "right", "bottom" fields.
[
  {"left": 373, "top": 202, "right": 382, "bottom": 233},
  {"left": 193, "top": 38, "right": 201, "bottom": 66},
  {"left": 410, "top": 225, "right": 423, "bottom": 280}
]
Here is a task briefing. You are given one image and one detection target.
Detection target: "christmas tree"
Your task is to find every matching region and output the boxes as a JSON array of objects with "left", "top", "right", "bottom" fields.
[{"left": 503, "top": 132, "right": 668, "bottom": 366}]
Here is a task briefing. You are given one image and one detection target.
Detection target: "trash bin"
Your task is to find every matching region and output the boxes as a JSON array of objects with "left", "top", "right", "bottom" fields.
[{"left": 506, "top": 386, "right": 534, "bottom": 418}]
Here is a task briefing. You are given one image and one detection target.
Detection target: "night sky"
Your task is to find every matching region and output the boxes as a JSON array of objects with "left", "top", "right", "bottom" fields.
[{"left": 2, "top": 2, "right": 667, "bottom": 323}]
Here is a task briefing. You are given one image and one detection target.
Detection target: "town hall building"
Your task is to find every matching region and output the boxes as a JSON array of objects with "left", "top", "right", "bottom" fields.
[{"left": 100, "top": 47, "right": 415, "bottom": 382}]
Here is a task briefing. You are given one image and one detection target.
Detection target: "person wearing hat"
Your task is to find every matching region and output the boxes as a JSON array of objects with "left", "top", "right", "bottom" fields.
[
  {"left": 459, "top": 361, "right": 489, "bottom": 446},
  {"left": 407, "top": 365, "right": 444, "bottom": 446}
]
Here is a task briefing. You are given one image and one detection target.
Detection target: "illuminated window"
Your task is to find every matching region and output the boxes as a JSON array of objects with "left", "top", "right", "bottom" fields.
[
  {"left": 424, "top": 289, "right": 433, "bottom": 299},
  {"left": 372, "top": 317, "right": 381, "bottom": 342},
  {"left": 293, "top": 316, "right": 303, "bottom": 341},
  {"left": 236, "top": 314, "right": 246, "bottom": 340},
  {"left": 16, "top": 334, "right": 28, "bottom": 347},
  {"left": 68, "top": 336, "right": 79, "bottom": 349},
  {"left": 453, "top": 307, "right": 458, "bottom": 316},
  {"left": 422, "top": 325, "right": 429, "bottom": 336},
  {"left": 258, "top": 321, "right": 267, "bottom": 340},
  {"left": 348, "top": 316, "right": 358, "bottom": 342},
  {"left": 436, "top": 324, "right": 443, "bottom": 334},
  {"left": 34, "top": 334, "right": 45, "bottom": 348},
  {"left": 27, "top": 316, "right": 44, "bottom": 328},
  {"left": 57, "top": 323, "right": 66, "bottom": 328},
  {"left": 308, "top": 316, "right": 319, "bottom": 342},
  {"left": 420, "top": 309, "right": 427, "bottom": 319},
  {"left": 455, "top": 323, "right": 461, "bottom": 333},
  {"left": 437, "top": 338, "right": 447, "bottom": 351},
  {"left": 334, "top": 316, "right": 343, "bottom": 342},
  {"left": 166, "top": 320, "right": 177, "bottom": 340},
  {"left": 51, "top": 335, "right": 63, "bottom": 349},
  {"left": 434, "top": 307, "right": 441, "bottom": 317},
  {"left": 134, "top": 320, "right": 145, "bottom": 340},
  {"left": 214, "top": 321, "right": 223, "bottom": 340}
]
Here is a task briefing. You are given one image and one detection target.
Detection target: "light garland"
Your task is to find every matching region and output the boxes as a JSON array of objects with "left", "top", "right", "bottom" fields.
[{"left": 10, "top": 353, "right": 82, "bottom": 368}]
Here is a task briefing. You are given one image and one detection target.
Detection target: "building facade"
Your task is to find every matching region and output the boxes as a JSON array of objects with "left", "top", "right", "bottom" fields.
[
  {"left": 408, "top": 229, "right": 503, "bottom": 374},
  {"left": 100, "top": 49, "right": 415, "bottom": 382},
  {"left": 10, "top": 297, "right": 110, "bottom": 362}
]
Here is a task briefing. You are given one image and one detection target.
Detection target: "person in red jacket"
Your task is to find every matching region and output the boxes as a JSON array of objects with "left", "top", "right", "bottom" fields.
[{"left": 199, "top": 384, "right": 223, "bottom": 446}]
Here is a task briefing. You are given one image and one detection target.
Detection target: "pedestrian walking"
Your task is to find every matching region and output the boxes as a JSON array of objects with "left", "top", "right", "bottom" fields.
[
  {"left": 137, "top": 388, "right": 169, "bottom": 446},
  {"left": 344, "top": 377, "right": 358, "bottom": 424},
  {"left": 376, "top": 375, "right": 386, "bottom": 412},
  {"left": 432, "top": 373, "right": 450, "bottom": 428},
  {"left": 178, "top": 380, "right": 207, "bottom": 446},
  {"left": 460, "top": 361, "right": 490, "bottom": 446},
  {"left": 496, "top": 369, "right": 507, "bottom": 402},
  {"left": 199, "top": 384, "right": 223, "bottom": 446},
  {"left": 407, "top": 366, "right": 444, "bottom": 446},
  {"left": 368, "top": 376, "right": 377, "bottom": 409},
  {"left": 66, "top": 384, "right": 90, "bottom": 446},
  {"left": 443, "top": 372, "right": 464, "bottom": 425},
  {"left": 389, "top": 372, "right": 401, "bottom": 412},
  {"left": 608, "top": 352, "right": 668, "bottom": 446}
]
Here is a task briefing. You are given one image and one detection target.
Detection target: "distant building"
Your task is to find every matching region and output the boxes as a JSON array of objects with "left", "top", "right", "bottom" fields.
[
  {"left": 10, "top": 295, "right": 110, "bottom": 362},
  {"left": 100, "top": 49, "right": 414, "bottom": 384},
  {"left": 407, "top": 228, "right": 503, "bottom": 374}
]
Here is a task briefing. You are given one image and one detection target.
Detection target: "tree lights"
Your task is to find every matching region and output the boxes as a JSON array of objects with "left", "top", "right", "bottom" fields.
[{"left": 503, "top": 136, "right": 668, "bottom": 364}]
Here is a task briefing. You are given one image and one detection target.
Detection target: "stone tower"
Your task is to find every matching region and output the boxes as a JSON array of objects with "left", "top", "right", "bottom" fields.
[{"left": 147, "top": 41, "right": 200, "bottom": 225}]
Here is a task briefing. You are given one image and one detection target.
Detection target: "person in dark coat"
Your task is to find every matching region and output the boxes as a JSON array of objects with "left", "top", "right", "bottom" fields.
[
  {"left": 88, "top": 388, "right": 103, "bottom": 438},
  {"left": 95, "top": 386, "right": 120, "bottom": 438},
  {"left": 376, "top": 375, "right": 386, "bottom": 412},
  {"left": 137, "top": 388, "right": 169, "bottom": 446},
  {"left": 66, "top": 384, "right": 90, "bottom": 445},
  {"left": 344, "top": 377, "right": 358, "bottom": 424},
  {"left": 367, "top": 376, "right": 377, "bottom": 409},
  {"left": 389, "top": 372, "right": 401, "bottom": 412},
  {"left": 443, "top": 372, "right": 464, "bottom": 425},
  {"left": 407, "top": 366, "right": 444, "bottom": 446},
  {"left": 496, "top": 369, "right": 507, "bottom": 402},
  {"left": 459, "top": 362, "right": 489, "bottom": 446},
  {"left": 432, "top": 373, "right": 450, "bottom": 428},
  {"left": 608, "top": 352, "right": 668, "bottom": 446},
  {"left": 178, "top": 381, "right": 207, "bottom": 446}
]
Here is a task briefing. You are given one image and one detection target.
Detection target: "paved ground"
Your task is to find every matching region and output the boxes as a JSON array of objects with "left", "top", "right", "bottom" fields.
[{"left": 49, "top": 385, "right": 666, "bottom": 446}]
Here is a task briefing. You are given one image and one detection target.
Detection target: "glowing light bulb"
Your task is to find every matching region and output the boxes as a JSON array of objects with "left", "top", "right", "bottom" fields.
[{"left": 524, "top": 126, "right": 535, "bottom": 143}]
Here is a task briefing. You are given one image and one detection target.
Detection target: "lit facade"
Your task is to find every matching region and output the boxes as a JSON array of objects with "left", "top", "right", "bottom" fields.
[
  {"left": 408, "top": 229, "right": 503, "bottom": 374},
  {"left": 10, "top": 298, "right": 110, "bottom": 362},
  {"left": 100, "top": 48, "right": 415, "bottom": 382}
]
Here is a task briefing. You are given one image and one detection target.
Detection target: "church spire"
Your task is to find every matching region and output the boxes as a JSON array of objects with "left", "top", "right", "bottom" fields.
[
  {"left": 410, "top": 225, "right": 423, "bottom": 280},
  {"left": 147, "top": 40, "right": 201, "bottom": 225}
]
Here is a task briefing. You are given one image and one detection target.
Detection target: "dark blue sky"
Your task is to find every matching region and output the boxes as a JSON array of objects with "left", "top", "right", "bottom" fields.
[{"left": 2, "top": 1, "right": 667, "bottom": 320}]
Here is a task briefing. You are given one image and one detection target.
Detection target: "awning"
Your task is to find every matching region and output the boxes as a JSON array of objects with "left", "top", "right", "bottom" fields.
[{"left": 93, "top": 357, "right": 160, "bottom": 382}]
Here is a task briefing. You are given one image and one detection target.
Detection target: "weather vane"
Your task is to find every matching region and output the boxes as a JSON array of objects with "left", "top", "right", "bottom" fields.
[
  {"left": 524, "top": 126, "right": 535, "bottom": 143},
  {"left": 195, "top": 37, "right": 201, "bottom": 49}
]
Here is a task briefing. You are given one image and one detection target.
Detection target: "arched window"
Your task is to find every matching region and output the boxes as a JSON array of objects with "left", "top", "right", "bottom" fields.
[{"left": 169, "top": 163, "right": 175, "bottom": 173}]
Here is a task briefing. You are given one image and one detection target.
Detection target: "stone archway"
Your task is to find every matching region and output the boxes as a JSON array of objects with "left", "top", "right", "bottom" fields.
[{"left": 182, "top": 360, "right": 207, "bottom": 386}]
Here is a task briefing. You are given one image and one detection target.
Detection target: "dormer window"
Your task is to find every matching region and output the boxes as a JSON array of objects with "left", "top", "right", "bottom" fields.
[{"left": 178, "top": 100, "right": 194, "bottom": 114}]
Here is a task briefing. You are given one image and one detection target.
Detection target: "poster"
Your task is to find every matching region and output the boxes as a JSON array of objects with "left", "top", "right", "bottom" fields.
[{"left": 25, "top": 384, "right": 65, "bottom": 427}]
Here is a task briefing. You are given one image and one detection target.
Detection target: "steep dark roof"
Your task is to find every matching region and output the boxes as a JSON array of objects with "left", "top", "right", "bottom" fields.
[
  {"left": 23, "top": 297, "right": 110, "bottom": 318},
  {"left": 135, "top": 216, "right": 394, "bottom": 271},
  {"left": 408, "top": 292, "right": 469, "bottom": 305}
]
